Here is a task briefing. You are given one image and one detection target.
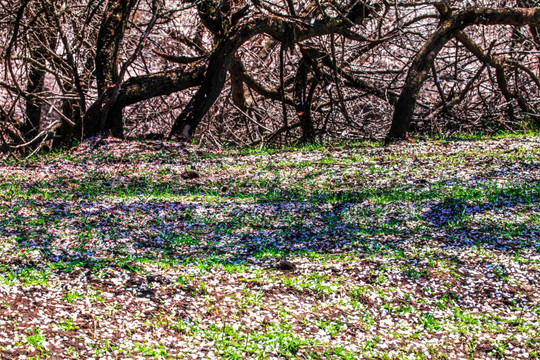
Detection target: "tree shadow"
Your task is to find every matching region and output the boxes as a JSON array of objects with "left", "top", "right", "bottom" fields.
[{"left": 2, "top": 170, "right": 538, "bottom": 273}]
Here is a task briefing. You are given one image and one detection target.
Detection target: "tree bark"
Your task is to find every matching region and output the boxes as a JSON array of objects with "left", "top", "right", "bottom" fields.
[
  {"left": 23, "top": 47, "right": 47, "bottom": 142},
  {"left": 294, "top": 56, "right": 320, "bottom": 143},
  {"left": 169, "top": 3, "right": 373, "bottom": 139},
  {"left": 387, "top": 7, "right": 540, "bottom": 142},
  {"left": 518, "top": 0, "right": 540, "bottom": 51},
  {"left": 84, "top": 66, "right": 205, "bottom": 138},
  {"left": 91, "top": 0, "right": 138, "bottom": 138},
  {"left": 22, "top": 13, "right": 57, "bottom": 143},
  {"left": 455, "top": 31, "right": 539, "bottom": 124},
  {"left": 230, "top": 55, "right": 257, "bottom": 140},
  {"left": 169, "top": 33, "right": 242, "bottom": 138}
]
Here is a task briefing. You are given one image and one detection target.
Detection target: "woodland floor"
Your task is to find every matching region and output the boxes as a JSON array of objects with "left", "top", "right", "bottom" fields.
[{"left": 0, "top": 134, "right": 539, "bottom": 359}]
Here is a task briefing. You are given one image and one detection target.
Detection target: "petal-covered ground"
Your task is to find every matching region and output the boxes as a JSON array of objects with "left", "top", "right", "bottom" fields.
[{"left": 0, "top": 135, "right": 539, "bottom": 359}]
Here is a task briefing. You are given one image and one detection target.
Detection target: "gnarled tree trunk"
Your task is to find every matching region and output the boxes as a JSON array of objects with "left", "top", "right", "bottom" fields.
[
  {"left": 86, "top": 0, "right": 138, "bottom": 138},
  {"left": 387, "top": 7, "right": 540, "bottom": 142}
]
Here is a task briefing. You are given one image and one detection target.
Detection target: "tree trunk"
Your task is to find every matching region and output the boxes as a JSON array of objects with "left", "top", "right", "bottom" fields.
[
  {"left": 294, "top": 57, "right": 317, "bottom": 143},
  {"left": 90, "top": 0, "right": 138, "bottom": 138},
  {"left": 23, "top": 53, "right": 46, "bottom": 141},
  {"left": 169, "top": 28, "right": 255, "bottom": 138},
  {"left": 456, "top": 31, "right": 539, "bottom": 125},
  {"left": 23, "top": 25, "right": 56, "bottom": 143},
  {"left": 386, "top": 7, "right": 540, "bottom": 142},
  {"left": 518, "top": 0, "right": 540, "bottom": 51},
  {"left": 169, "top": 6, "right": 373, "bottom": 139}
]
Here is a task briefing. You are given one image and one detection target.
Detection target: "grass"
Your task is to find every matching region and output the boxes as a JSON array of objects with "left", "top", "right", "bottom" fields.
[{"left": 0, "top": 134, "right": 539, "bottom": 358}]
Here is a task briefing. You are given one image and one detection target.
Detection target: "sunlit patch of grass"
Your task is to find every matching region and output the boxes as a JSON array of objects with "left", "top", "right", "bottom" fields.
[
  {"left": 200, "top": 321, "right": 317, "bottom": 358},
  {"left": 281, "top": 273, "right": 340, "bottom": 296},
  {"left": 1, "top": 268, "right": 51, "bottom": 287},
  {"left": 24, "top": 328, "right": 48, "bottom": 355},
  {"left": 57, "top": 318, "right": 80, "bottom": 332},
  {"left": 132, "top": 341, "right": 170, "bottom": 357}
]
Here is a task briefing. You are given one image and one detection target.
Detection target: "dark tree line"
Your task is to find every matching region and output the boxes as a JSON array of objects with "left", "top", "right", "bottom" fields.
[{"left": 0, "top": 0, "right": 539, "bottom": 154}]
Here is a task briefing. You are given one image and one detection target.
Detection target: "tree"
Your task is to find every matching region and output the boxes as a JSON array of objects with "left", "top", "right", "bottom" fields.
[
  {"left": 0, "top": 0, "right": 539, "bottom": 155},
  {"left": 387, "top": 6, "right": 540, "bottom": 141}
]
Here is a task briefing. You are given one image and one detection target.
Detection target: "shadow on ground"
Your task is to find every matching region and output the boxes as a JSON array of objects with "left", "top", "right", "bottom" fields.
[{"left": 2, "top": 173, "right": 539, "bottom": 272}]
